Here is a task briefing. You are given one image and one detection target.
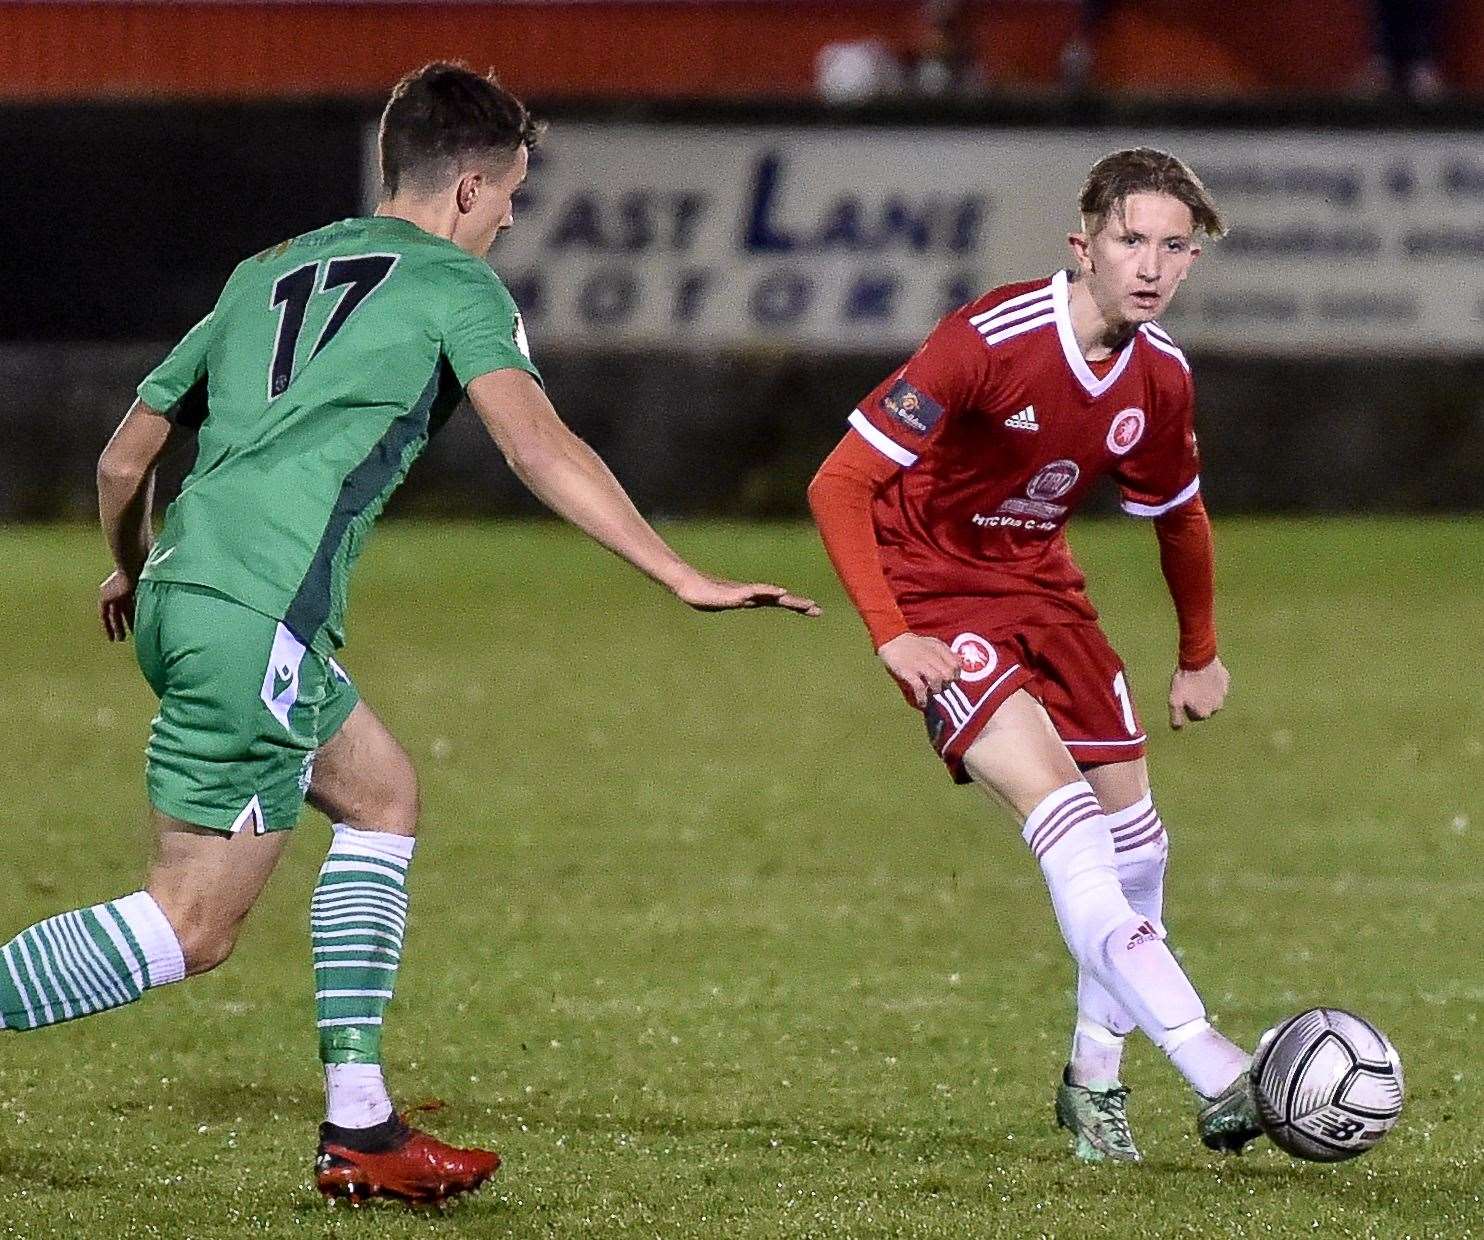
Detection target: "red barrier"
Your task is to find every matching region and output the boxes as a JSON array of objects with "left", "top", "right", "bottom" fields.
[{"left": 0, "top": 1, "right": 1477, "bottom": 100}]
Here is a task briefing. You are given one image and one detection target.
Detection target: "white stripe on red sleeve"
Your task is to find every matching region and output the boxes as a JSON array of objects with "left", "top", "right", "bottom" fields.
[
  {"left": 1122, "top": 476, "right": 1200, "bottom": 518},
  {"left": 847, "top": 409, "right": 918, "bottom": 467}
]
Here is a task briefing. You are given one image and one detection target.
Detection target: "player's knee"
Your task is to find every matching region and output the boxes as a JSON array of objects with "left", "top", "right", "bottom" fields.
[
  {"left": 1064, "top": 902, "right": 1135, "bottom": 971},
  {"left": 180, "top": 927, "right": 239, "bottom": 976},
  {"left": 373, "top": 749, "right": 420, "bottom": 835},
  {"left": 1109, "top": 803, "right": 1168, "bottom": 897},
  {"left": 1038, "top": 821, "right": 1136, "bottom": 968},
  {"left": 153, "top": 897, "right": 244, "bottom": 976},
  {"left": 341, "top": 741, "right": 418, "bottom": 836},
  {"left": 1115, "top": 834, "right": 1167, "bottom": 891}
]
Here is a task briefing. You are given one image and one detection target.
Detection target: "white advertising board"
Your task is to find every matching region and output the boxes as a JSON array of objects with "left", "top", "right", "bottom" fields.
[{"left": 370, "top": 124, "right": 1484, "bottom": 355}]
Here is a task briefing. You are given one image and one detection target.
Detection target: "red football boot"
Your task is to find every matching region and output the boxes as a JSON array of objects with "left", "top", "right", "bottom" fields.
[{"left": 315, "top": 1114, "right": 501, "bottom": 1205}]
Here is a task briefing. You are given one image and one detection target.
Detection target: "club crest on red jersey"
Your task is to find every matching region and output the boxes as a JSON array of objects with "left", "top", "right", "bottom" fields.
[
  {"left": 878, "top": 378, "right": 944, "bottom": 436},
  {"left": 1106, "top": 407, "right": 1146, "bottom": 456},
  {"left": 950, "top": 632, "right": 998, "bottom": 683},
  {"left": 1025, "top": 459, "right": 1080, "bottom": 501}
]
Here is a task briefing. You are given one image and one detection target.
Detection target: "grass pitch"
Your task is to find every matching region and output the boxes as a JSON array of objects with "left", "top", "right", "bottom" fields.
[{"left": 1, "top": 517, "right": 1480, "bottom": 1238}]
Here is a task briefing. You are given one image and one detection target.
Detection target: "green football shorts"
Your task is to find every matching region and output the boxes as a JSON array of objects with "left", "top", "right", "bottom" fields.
[{"left": 133, "top": 580, "right": 360, "bottom": 833}]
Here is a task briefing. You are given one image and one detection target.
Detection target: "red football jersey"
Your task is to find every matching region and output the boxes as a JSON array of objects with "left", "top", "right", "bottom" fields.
[{"left": 849, "top": 269, "right": 1201, "bottom": 632}]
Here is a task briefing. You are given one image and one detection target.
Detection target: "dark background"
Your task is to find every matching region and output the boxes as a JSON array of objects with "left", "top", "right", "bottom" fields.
[{"left": 3, "top": 0, "right": 1482, "bottom": 518}]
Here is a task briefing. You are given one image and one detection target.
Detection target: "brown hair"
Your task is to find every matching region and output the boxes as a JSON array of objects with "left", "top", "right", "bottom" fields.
[
  {"left": 378, "top": 61, "right": 542, "bottom": 198},
  {"left": 1079, "top": 147, "right": 1227, "bottom": 239}
]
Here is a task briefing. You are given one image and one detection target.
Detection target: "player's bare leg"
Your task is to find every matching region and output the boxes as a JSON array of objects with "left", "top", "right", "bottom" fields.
[
  {"left": 305, "top": 701, "right": 499, "bottom": 1205},
  {"left": 148, "top": 815, "right": 290, "bottom": 972},
  {"left": 963, "top": 691, "right": 1257, "bottom": 1155},
  {"left": 309, "top": 701, "right": 421, "bottom": 838},
  {"left": 1, "top": 812, "right": 282, "bottom": 1034}
]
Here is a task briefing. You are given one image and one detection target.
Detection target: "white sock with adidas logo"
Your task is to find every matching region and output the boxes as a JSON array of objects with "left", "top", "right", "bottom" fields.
[{"left": 1024, "top": 782, "right": 1246, "bottom": 1097}]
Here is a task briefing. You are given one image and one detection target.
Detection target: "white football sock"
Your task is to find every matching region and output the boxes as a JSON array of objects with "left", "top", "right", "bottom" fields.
[
  {"left": 1, "top": 890, "right": 184, "bottom": 1032},
  {"left": 1070, "top": 794, "right": 1167, "bottom": 1080},
  {"left": 1165, "top": 1021, "right": 1252, "bottom": 1099},
  {"left": 1025, "top": 782, "right": 1244, "bottom": 1096},
  {"left": 324, "top": 1062, "right": 394, "bottom": 1129},
  {"left": 114, "top": 891, "right": 188, "bottom": 987},
  {"left": 1069, "top": 1018, "right": 1124, "bottom": 1087}
]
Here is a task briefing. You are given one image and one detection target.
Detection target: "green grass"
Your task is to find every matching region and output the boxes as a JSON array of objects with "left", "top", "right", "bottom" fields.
[{"left": 1, "top": 517, "right": 1481, "bottom": 1238}]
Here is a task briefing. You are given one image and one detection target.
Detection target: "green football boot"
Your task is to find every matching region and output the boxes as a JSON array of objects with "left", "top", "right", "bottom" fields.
[
  {"left": 1197, "top": 1072, "right": 1264, "bottom": 1154},
  {"left": 1055, "top": 1068, "right": 1142, "bottom": 1163}
]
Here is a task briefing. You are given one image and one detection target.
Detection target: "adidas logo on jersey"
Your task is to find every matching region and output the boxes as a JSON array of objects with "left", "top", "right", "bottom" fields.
[{"left": 1004, "top": 406, "right": 1039, "bottom": 432}]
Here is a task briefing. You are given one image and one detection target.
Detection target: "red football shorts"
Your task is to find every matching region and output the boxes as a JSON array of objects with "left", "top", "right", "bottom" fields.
[{"left": 894, "top": 614, "right": 1148, "bottom": 783}]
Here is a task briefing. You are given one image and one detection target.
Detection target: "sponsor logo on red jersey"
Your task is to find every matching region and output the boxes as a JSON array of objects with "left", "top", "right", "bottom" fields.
[
  {"left": 878, "top": 378, "right": 944, "bottom": 435},
  {"left": 1106, "top": 407, "right": 1146, "bottom": 456},
  {"left": 972, "top": 511, "right": 1059, "bottom": 531},
  {"left": 997, "top": 498, "right": 1065, "bottom": 520},
  {"left": 1026, "top": 459, "right": 1080, "bottom": 501},
  {"left": 950, "top": 632, "right": 999, "bottom": 682},
  {"left": 979, "top": 460, "right": 1082, "bottom": 530}
]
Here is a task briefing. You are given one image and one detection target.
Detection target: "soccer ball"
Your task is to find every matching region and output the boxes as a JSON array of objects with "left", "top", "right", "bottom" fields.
[{"left": 1250, "top": 1008, "right": 1404, "bottom": 1162}]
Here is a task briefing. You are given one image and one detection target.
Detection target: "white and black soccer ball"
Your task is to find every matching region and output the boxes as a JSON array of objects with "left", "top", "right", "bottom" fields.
[{"left": 1250, "top": 1008, "right": 1404, "bottom": 1162}]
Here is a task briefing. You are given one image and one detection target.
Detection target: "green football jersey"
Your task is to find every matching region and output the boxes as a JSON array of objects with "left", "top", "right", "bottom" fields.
[{"left": 137, "top": 216, "right": 538, "bottom": 654}]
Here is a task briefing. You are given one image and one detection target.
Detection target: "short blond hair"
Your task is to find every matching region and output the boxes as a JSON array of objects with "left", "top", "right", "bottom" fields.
[{"left": 1079, "top": 147, "right": 1227, "bottom": 239}]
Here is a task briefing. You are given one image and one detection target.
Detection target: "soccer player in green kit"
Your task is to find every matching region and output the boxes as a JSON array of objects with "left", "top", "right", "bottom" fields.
[{"left": 0, "top": 63, "right": 818, "bottom": 1205}]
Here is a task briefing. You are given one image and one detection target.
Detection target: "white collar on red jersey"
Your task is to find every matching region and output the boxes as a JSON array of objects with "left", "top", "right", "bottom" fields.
[{"left": 1051, "top": 269, "right": 1137, "bottom": 399}]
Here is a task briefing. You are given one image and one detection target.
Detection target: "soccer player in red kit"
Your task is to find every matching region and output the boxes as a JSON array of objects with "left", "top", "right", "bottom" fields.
[{"left": 809, "top": 148, "right": 1262, "bottom": 1162}]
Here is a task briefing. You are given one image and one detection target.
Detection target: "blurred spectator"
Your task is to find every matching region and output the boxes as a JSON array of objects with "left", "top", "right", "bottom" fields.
[
  {"left": 816, "top": 1, "right": 986, "bottom": 103},
  {"left": 910, "top": 0, "right": 986, "bottom": 98},
  {"left": 815, "top": 39, "right": 904, "bottom": 103},
  {"left": 1060, "top": 0, "right": 1112, "bottom": 93},
  {"left": 1358, "top": 0, "right": 1449, "bottom": 100}
]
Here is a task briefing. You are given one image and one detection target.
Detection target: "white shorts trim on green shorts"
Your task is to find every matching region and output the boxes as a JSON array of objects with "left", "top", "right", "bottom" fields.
[{"left": 134, "top": 580, "right": 360, "bottom": 833}]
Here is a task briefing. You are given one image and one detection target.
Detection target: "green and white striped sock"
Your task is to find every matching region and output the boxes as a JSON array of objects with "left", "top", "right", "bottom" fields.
[
  {"left": 0, "top": 892, "right": 185, "bottom": 1031},
  {"left": 312, "top": 824, "right": 414, "bottom": 1068}
]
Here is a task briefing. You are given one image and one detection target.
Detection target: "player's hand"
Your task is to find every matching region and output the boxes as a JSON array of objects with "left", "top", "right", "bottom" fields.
[
  {"left": 99, "top": 569, "right": 138, "bottom": 642},
  {"left": 1169, "top": 655, "right": 1229, "bottom": 729},
  {"left": 672, "top": 572, "right": 821, "bottom": 617},
  {"left": 878, "top": 632, "right": 962, "bottom": 707}
]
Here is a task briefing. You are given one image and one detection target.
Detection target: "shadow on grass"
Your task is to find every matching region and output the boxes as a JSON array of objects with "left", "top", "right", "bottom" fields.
[
  {"left": 0, "top": 1145, "right": 99, "bottom": 1191},
  {"left": 288, "top": 1191, "right": 508, "bottom": 1221},
  {"left": 134, "top": 1077, "right": 316, "bottom": 1126}
]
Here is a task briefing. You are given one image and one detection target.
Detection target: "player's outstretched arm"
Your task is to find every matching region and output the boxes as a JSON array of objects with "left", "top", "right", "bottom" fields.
[
  {"left": 96, "top": 400, "right": 185, "bottom": 640},
  {"left": 468, "top": 369, "right": 819, "bottom": 616}
]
